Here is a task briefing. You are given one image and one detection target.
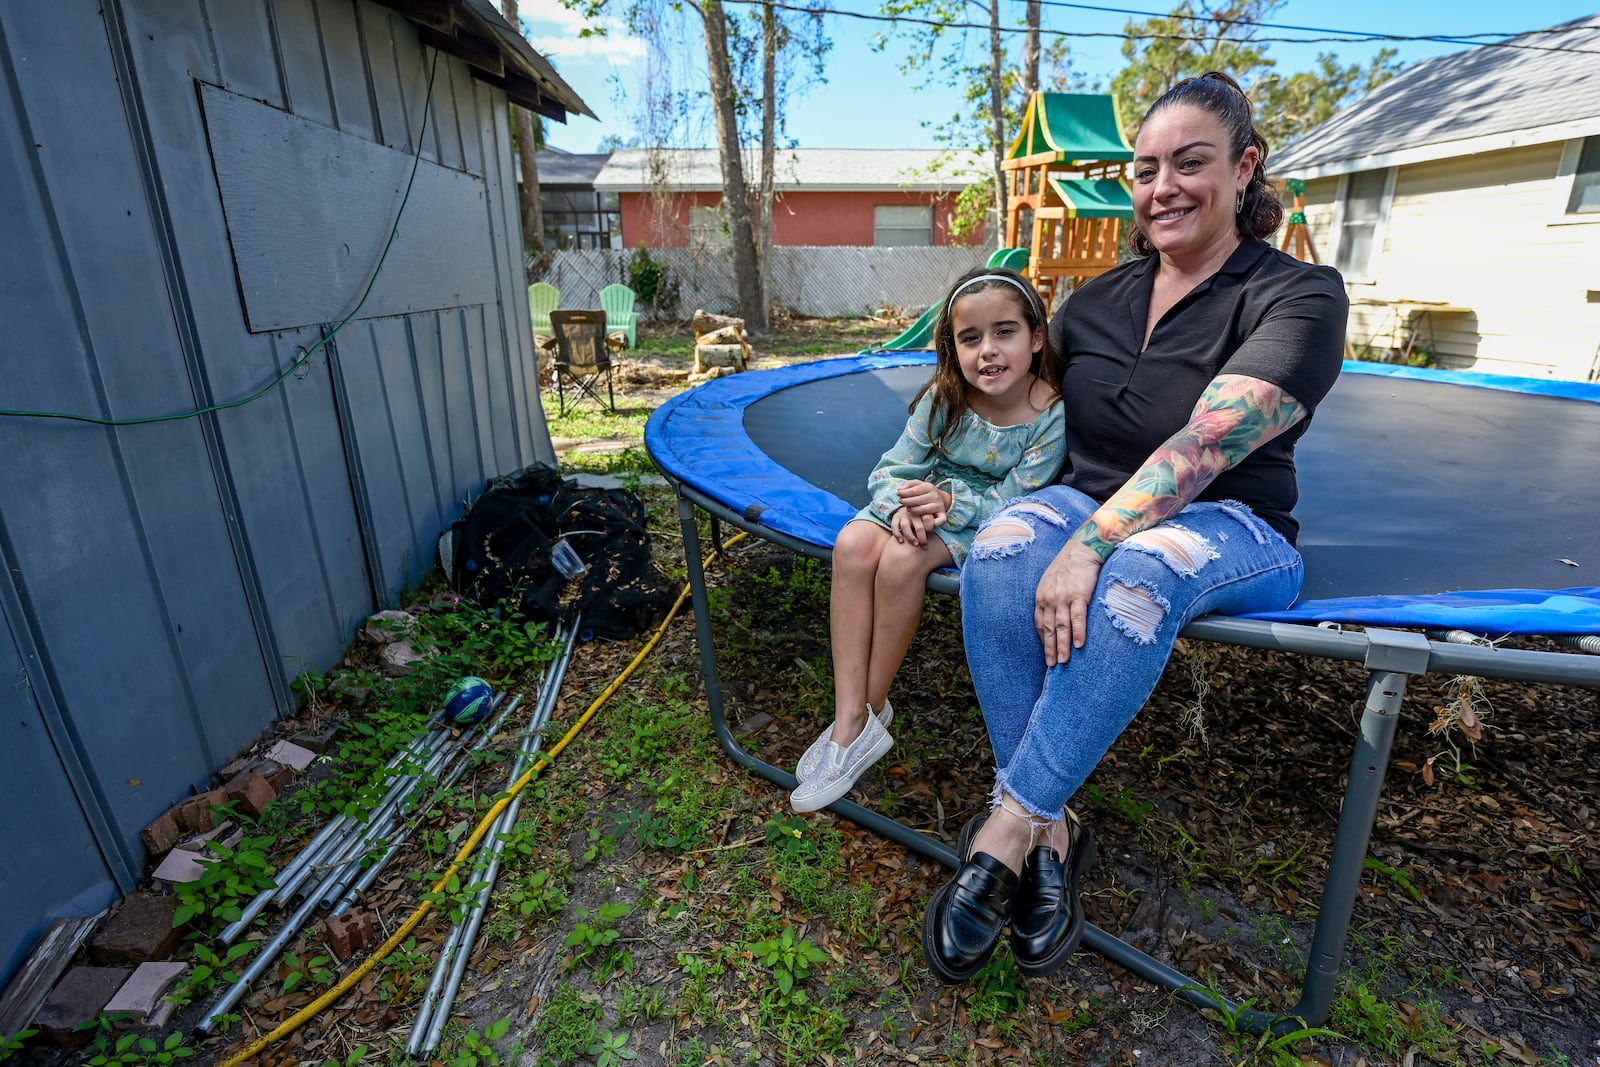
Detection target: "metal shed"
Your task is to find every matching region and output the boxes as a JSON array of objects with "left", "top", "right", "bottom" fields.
[{"left": 0, "top": 0, "right": 588, "bottom": 983}]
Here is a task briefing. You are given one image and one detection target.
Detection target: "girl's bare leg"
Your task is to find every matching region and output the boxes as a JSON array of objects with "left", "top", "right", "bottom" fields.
[
  {"left": 861, "top": 535, "right": 954, "bottom": 724},
  {"left": 830, "top": 521, "right": 891, "bottom": 746}
]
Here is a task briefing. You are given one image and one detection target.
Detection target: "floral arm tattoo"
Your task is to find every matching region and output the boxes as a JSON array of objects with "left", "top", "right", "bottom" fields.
[{"left": 1069, "top": 374, "right": 1308, "bottom": 560}]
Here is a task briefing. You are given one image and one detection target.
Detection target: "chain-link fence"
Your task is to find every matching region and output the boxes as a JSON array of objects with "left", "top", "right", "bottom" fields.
[{"left": 532, "top": 245, "right": 998, "bottom": 320}]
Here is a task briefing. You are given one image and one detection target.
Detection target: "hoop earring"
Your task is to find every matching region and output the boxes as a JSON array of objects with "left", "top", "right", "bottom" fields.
[{"left": 1236, "top": 189, "right": 1245, "bottom": 214}]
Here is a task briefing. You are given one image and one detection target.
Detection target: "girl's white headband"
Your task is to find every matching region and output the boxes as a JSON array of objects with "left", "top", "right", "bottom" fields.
[{"left": 945, "top": 273, "right": 1042, "bottom": 318}]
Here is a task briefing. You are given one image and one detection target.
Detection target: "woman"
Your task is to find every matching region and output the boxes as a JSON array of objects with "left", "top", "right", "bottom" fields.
[{"left": 919, "top": 72, "right": 1348, "bottom": 983}]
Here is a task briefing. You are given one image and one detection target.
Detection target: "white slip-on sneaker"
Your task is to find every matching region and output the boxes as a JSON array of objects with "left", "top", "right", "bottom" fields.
[
  {"left": 790, "top": 706, "right": 894, "bottom": 813},
  {"left": 795, "top": 700, "right": 894, "bottom": 783}
]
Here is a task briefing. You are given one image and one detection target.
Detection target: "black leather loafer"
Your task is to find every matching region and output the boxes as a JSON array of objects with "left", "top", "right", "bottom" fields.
[
  {"left": 1011, "top": 807, "right": 1096, "bottom": 977},
  {"left": 922, "top": 814, "right": 1018, "bottom": 983}
]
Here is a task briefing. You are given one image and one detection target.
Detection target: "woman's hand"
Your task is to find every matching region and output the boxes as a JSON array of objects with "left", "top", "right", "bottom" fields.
[
  {"left": 897, "top": 479, "right": 950, "bottom": 529},
  {"left": 890, "top": 505, "right": 936, "bottom": 547},
  {"left": 1035, "top": 540, "right": 1105, "bottom": 666}
]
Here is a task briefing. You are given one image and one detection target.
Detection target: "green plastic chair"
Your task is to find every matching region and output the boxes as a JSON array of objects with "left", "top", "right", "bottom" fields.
[
  {"left": 528, "top": 283, "right": 560, "bottom": 338},
  {"left": 599, "top": 283, "right": 639, "bottom": 348}
]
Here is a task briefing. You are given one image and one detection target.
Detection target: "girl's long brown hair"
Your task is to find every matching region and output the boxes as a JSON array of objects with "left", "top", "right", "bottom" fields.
[{"left": 913, "top": 266, "right": 1061, "bottom": 451}]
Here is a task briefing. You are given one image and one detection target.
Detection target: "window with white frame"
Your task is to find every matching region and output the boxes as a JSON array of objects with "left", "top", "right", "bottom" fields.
[
  {"left": 873, "top": 204, "right": 934, "bottom": 246},
  {"left": 1564, "top": 136, "right": 1600, "bottom": 215},
  {"left": 1332, "top": 168, "right": 1394, "bottom": 282},
  {"left": 689, "top": 204, "right": 729, "bottom": 248}
]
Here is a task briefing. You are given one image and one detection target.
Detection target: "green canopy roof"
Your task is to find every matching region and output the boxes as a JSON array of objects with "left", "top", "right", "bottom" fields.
[
  {"left": 1006, "top": 92, "right": 1134, "bottom": 164},
  {"left": 1048, "top": 176, "right": 1133, "bottom": 218}
]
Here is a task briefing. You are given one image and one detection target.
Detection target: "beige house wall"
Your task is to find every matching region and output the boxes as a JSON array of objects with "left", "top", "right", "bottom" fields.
[{"left": 1292, "top": 143, "right": 1600, "bottom": 381}]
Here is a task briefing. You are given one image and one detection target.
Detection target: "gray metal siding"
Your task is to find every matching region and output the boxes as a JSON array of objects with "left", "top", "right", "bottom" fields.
[{"left": 0, "top": 0, "right": 551, "bottom": 982}]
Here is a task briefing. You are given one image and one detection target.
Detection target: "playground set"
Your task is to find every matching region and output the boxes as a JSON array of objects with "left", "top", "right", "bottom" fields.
[{"left": 875, "top": 90, "right": 1323, "bottom": 353}]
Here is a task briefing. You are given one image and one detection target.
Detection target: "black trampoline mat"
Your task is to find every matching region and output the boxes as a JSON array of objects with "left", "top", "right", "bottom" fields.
[{"left": 744, "top": 365, "right": 1600, "bottom": 602}]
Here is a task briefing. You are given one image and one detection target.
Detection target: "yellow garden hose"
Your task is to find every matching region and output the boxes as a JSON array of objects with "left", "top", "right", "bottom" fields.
[{"left": 219, "top": 531, "right": 744, "bottom": 1065}]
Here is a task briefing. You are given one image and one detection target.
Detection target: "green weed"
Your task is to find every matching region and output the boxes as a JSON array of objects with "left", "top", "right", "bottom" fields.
[
  {"left": 486, "top": 866, "right": 570, "bottom": 938},
  {"left": 444, "top": 1017, "right": 510, "bottom": 1067},
  {"left": 1184, "top": 972, "right": 1341, "bottom": 1067},
  {"left": 165, "top": 940, "right": 254, "bottom": 1009},
  {"left": 564, "top": 901, "right": 633, "bottom": 974},
  {"left": 745, "top": 926, "right": 827, "bottom": 1002},
  {"left": 535, "top": 986, "right": 603, "bottom": 1066},
  {"left": 0, "top": 1030, "right": 36, "bottom": 1063},
  {"left": 965, "top": 954, "right": 1028, "bottom": 1026},
  {"left": 623, "top": 767, "right": 725, "bottom": 851},
  {"left": 585, "top": 1029, "right": 637, "bottom": 1067},
  {"left": 1363, "top": 856, "right": 1424, "bottom": 901},
  {"left": 170, "top": 837, "right": 277, "bottom": 928},
  {"left": 378, "top": 936, "right": 431, "bottom": 1003},
  {"left": 1329, "top": 982, "right": 1458, "bottom": 1062},
  {"left": 81, "top": 1030, "right": 197, "bottom": 1067},
  {"left": 279, "top": 950, "right": 333, "bottom": 993},
  {"left": 1082, "top": 783, "right": 1155, "bottom": 833},
  {"left": 615, "top": 981, "right": 666, "bottom": 1021},
  {"left": 676, "top": 951, "right": 730, "bottom": 1028}
]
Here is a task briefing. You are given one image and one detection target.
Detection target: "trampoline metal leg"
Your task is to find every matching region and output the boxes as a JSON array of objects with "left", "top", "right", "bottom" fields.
[
  {"left": 675, "top": 494, "right": 955, "bottom": 866},
  {"left": 673, "top": 490, "right": 1405, "bottom": 1033},
  {"left": 1267, "top": 667, "right": 1406, "bottom": 1029}
]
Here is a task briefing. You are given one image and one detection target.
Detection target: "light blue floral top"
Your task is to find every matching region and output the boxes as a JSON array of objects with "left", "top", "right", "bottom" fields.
[{"left": 854, "top": 391, "right": 1066, "bottom": 565}]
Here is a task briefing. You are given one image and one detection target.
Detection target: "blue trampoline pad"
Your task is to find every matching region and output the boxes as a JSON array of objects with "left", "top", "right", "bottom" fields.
[{"left": 645, "top": 354, "right": 1600, "bottom": 635}]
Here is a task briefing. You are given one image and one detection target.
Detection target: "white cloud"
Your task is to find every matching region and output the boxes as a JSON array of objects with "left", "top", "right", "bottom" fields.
[{"left": 521, "top": 0, "right": 647, "bottom": 62}]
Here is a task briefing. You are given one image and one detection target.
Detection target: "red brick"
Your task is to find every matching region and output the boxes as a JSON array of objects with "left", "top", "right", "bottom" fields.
[
  {"left": 88, "top": 894, "right": 185, "bottom": 965},
  {"left": 139, "top": 811, "right": 180, "bottom": 856},
  {"left": 244, "top": 758, "right": 292, "bottom": 791},
  {"left": 223, "top": 771, "right": 276, "bottom": 819},
  {"left": 172, "top": 789, "right": 226, "bottom": 833},
  {"left": 322, "top": 909, "right": 373, "bottom": 962},
  {"left": 34, "top": 966, "right": 131, "bottom": 1047}
]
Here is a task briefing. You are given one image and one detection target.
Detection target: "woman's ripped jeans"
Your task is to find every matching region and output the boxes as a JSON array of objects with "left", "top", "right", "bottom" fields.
[{"left": 960, "top": 484, "right": 1304, "bottom": 819}]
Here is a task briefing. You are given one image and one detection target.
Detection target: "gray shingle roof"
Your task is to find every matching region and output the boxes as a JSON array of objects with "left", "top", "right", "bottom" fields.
[
  {"left": 536, "top": 151, "right": 609, "bottom": 187},
  {"left": 1274, "top": 14, "right": 1600, "bottom": 177},
  {"left": 592, "top": 148, "right": 988, "bottom": 192}
]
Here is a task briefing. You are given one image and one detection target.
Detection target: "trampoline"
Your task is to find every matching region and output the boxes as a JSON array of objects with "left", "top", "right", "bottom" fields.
[{"left": 644, "top": 351, "right": 1600, "bottom": 1028}]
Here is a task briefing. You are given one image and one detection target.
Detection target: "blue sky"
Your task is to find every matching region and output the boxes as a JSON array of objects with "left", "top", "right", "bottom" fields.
[{"left": 527, "top": 0, "right": 1598, "bottom": 152}]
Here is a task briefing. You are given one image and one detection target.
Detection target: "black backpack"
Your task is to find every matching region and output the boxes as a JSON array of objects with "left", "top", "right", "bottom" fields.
[{"left": 444, "top": 464, "right": 675, "bottom": 641}]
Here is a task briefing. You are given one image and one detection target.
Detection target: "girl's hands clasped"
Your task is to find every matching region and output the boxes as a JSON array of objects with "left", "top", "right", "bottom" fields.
[
  {"left": 897, "top": 480, "right": 950, "bottom": 527},
  {"left": 1035, "top": 540, "right": 1106, "bottom": 667},
  {"left": 893, "top": 480, "right": 951, "bottom": 546},
  {"left": 890, "top": 505, "right": 938, "bottom": 547}
]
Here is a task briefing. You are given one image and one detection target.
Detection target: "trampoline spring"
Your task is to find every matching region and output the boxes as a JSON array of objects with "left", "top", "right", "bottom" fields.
[
  {"left": 1429, "top": 628, "right": 1495, "bottom": 647},
  {"left": 1559, "top": 634, "right": 1600, "bottom": 655}
]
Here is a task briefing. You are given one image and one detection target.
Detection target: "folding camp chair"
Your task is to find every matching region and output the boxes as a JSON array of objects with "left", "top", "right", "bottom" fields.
[
  {"left": 599, "top": 283, "right": 639, "bottom": 348},
  {"left": 548, "top": 309, "right": 615, "bottom": 415},
  {"left": 528, "top": 282, "right": 560, "bottom": 339}
]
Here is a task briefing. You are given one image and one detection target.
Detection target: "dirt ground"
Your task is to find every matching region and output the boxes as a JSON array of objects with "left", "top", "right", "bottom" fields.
[{"left": 16, "top": 337, "right": 1598, "bottom": 1067}]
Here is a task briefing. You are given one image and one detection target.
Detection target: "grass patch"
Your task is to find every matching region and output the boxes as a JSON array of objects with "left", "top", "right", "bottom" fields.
[{"left": 545, "top": 403, "right": 651, "bottom": 444}]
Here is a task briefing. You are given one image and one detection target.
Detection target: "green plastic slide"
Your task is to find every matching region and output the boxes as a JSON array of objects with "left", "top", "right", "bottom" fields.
[{"left": 865, "top": 248, "right": 1030, "bottom": 352}]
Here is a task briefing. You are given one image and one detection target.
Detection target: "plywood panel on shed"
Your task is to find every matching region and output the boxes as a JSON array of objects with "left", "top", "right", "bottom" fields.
[{"left": 201, "top": 84, "right": 496, "bottom": 333}]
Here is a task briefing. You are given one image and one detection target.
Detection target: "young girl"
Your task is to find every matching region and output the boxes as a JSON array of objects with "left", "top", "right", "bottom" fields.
[{"left": 791, "top": 267, "right": 1066, "bottom": 813}]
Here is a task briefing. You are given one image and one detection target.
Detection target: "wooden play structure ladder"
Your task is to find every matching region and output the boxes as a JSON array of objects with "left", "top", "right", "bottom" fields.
[
  {"left": 1003, "top": 92, "right": 1135, "bottom": 309},
  {"left": 1278, "top": 178, "right": 1321, "bottom": 263}
]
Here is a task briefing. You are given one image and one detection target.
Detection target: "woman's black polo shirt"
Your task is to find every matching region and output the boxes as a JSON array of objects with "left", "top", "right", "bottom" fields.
[{"left": 1047, "top": 239, "right": 1348, "bottom": 545}]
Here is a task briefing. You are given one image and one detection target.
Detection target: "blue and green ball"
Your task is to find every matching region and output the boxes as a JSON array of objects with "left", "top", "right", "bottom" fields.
[{"left": 442, "top": 676, "right": 495, "bottom": 725}]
